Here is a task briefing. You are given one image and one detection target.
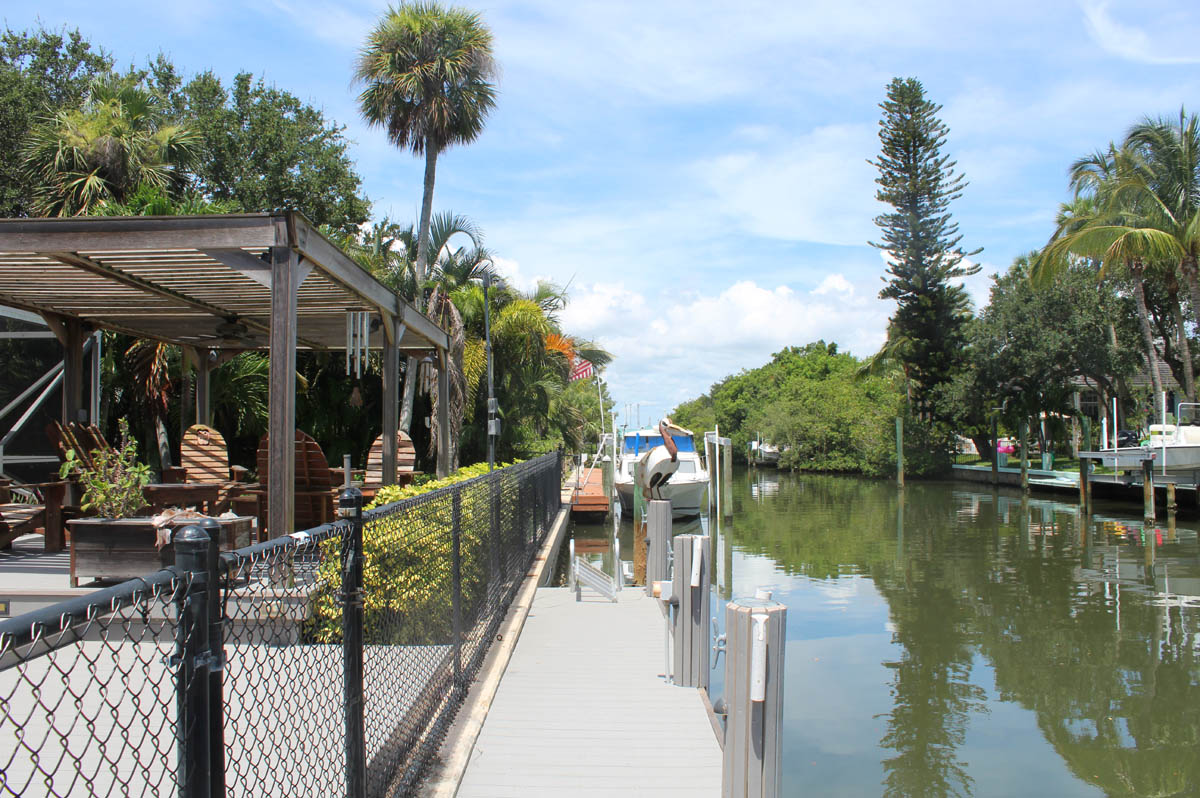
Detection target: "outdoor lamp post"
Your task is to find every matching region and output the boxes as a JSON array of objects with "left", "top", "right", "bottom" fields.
[{"left": 484, "top": 271, "right": 498, "bottom": 471}]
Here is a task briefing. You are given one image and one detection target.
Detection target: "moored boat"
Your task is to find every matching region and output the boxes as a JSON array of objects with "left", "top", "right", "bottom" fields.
[{"left": 614, "top": 423, "right": 708, "bottom": 518}]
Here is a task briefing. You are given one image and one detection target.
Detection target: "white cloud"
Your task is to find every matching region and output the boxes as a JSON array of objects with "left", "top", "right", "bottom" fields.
[
  {"left": 565, "top": 275, "right": 890, "bottom": 410},
  {"left": 694, "top": 124, "right": 883, "bottom": 246},
  {"left": 1080, "top": 1, "right": 1200, "bottom": 65},
  {"left": 491, "top": 255, "right": 548, "bottom": 294},
  {"left": 813, "top": 273, "right": 856, "bottom": 297}
]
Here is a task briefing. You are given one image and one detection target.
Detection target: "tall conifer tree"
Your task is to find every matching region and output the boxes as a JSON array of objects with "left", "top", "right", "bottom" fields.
[{"left": 870, "top": 77, "right": 980, "bottom": 420}]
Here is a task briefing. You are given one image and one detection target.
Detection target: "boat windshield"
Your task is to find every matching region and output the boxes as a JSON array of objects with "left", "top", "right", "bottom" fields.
[{"left": 622, "top": 433, "right": 696, "bottom": 455}]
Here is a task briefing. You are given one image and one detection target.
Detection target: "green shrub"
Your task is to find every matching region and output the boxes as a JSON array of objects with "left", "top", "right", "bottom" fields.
[{"left": 308, "top": 459, "right": 525, "bottom": 644}]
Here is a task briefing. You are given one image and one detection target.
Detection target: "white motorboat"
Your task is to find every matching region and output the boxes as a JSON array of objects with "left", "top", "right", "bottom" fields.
[
  {"left": 1080, "top": 403, "right": 1200, "bottom": 473},
  {"left": 614, "top": 424, "right": 708, "bottom": 518},
  {"left": 749, "top": 437, "right": 781, "bottom": 467}
]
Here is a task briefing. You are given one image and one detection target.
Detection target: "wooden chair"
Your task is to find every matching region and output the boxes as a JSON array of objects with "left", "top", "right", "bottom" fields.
[
  {"left": 47, "top": 420, "right": 187, "bottom": 482},
  {"left": 180, "top": 424, "right": 249, "bottom": 488},
  {"left": 0, "top": 480, "right": 67, "bottom": 551},
  {"left": 231, "top": 430, "right": 339, "bottom": 537},
  {"left": 364, "top": 430, "right": 419, "bottom": 488}
]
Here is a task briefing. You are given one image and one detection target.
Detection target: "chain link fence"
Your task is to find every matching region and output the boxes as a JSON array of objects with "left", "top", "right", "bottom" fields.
[{"left": 1, "top": 452, "right": 562, "bottom": 797}]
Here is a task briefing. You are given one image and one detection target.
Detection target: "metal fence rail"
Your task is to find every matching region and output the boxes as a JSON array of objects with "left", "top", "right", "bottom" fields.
[{"left": 0, "top": 452, "right": 562, "bottom": 798}]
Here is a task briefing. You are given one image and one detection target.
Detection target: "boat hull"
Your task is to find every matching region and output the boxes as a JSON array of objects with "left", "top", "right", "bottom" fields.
[
  {"left": 1081, "top": 444, "right": 1200, "bottom": 471},
  {"left": 614, "top": 478, "right": 708, "bottom": 518}
]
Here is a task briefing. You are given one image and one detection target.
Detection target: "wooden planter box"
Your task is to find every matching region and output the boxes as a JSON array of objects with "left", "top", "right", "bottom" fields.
[{"left": 67, "top": 516, "right": 253, "bottom": 587}]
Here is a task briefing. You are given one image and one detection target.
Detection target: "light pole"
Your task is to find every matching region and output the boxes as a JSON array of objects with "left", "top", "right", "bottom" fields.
[{"left": 484, "top": 272, "right": 497, "bottom": 471}]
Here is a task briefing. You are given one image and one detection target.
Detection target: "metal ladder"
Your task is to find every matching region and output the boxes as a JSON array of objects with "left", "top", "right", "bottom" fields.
[{"left": 567, "top": 537, "right": 620, "bottom": 602}]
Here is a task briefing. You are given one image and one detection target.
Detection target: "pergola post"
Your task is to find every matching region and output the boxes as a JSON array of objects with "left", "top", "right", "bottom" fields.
[
  {"left": 196, "top": 349, "right": 212, "bottom": 427},
  {"left": 437, "top": 350, "right": 450, "bottom": 479},
  {"left": 267, "top": 244, "right": 299, "bottom": 536},
  {"left": 381, "top": 319, "right": 400, "bottom": 485},
  {"left": 59, "top": 317, "right": 85, "bottom": 425}
]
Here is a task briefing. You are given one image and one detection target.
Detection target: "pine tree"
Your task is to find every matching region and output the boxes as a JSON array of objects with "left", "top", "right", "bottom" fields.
[{"left": 870, "top": 77, "right": 980, "bottom": 421}]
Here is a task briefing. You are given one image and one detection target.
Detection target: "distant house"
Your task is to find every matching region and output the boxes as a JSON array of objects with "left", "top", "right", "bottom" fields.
[{"left": 1068, "top": 362, "right": 1181, "bottom": 452}]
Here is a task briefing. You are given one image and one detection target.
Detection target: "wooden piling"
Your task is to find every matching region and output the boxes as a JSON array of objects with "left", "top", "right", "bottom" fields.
[
  {"left": 1142, "top": 458, "right": 1155, "bottom": 525},
  {"left": 895, "top": 417, "right": 904, "bottom": 488},
  {"left": 671, "top": 534, "right": 711, "bottom": 689},
  {"left": 706, "top": 437, "right": 718, "bottom": 511},
  {"left": 722, "top": 597, "right": 786, "bottom": 798},
  {"left": 990, "top": 416, "right": 999, "bottom": 486},
  {"left": 1167, "top": 481, "right": 1177, "bottom": 513},
  {"left": 1078, "top": 456, "right": 1088, "bottom": 512},
  {"left": 1019, "top": 418, "right": 1029, "bottom": 495},
  {"left": 722, "top": 440, "right": 733, "bottom": 519}
]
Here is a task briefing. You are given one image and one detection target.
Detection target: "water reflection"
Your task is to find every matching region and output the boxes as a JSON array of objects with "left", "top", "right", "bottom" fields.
[{"left": 569, "top": 473, "right": 1200, "bottom": 797}]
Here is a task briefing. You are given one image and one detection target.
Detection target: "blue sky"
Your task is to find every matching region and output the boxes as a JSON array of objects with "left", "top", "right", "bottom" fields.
[{"left": 7, "top": 1, "right": 1200, "bottom": 423}]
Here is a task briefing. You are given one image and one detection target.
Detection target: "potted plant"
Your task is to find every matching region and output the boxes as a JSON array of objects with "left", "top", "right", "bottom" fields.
[{"left": 62, "top": 419, "right": 253, "bottom": 586}]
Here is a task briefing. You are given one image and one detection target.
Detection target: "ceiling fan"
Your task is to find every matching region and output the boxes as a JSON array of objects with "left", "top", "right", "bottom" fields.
[{"left": 188, "top": 315, "right": 265, "bottom": 348}]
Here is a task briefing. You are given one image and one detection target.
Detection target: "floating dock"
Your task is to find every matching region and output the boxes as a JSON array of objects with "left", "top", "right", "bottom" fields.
[{"left": 569, "top": 464, "right": 610, "bottom": 516}]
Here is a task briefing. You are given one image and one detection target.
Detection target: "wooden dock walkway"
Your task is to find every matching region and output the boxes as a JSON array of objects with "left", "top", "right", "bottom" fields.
[
  {"left": 569, "top": 465, "right": 610, "bottom": 516},
  {"left": 456, "top": 587, "right": 721, "bottom": 797}
]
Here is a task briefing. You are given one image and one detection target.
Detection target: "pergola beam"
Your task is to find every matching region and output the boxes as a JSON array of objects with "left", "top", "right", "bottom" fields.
[{"left": 0, "top": 214, "right": 277, "bottom": 252}]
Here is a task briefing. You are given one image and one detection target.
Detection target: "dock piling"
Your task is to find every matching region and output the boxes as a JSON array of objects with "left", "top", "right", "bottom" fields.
[
  {"left": 722, "top": 596, "right": 786, "bottom": 798},
  {"left": 670, "top": 534, "right": 711, "bottom": 689},
  {"left": 1142, "top": 458, "right": 1156, "bottom": 525},
  {"left": 1167, "top": 482, "right": 1177, "bottom": 513},
  {"left": 1078, "top": 457, "right": 1089, "bottom": 513},
  {"left": 646, "top": 500, "right": 671, "bottom": 596},
  {"left": 722, "top": 440, "right": 734, "bottom": 519}
]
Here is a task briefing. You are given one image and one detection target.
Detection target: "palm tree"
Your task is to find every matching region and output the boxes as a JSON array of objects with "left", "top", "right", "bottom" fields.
[
  {"left": 355, "top": 3, "right": 497, "bottom": 287},
  {"left": 23, "top": 75, "right": 199, "bottom": 216},
  {"left": 1124, "top": 110, "right": 1200, "bottom": 322},
  {"left": 1033, "top": 144, "right": 1192, "bottom": 398}
]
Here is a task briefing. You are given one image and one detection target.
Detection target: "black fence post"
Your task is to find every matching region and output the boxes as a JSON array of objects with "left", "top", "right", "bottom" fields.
[
  {"left": 175, "top": 525, "right": 212, "bottom": 798},
  {"left": 451, "top": 488, "right": 464, "bottom": 696},
  {"left": 340, "top": 487, "right": 366, "bottom": 798},
  {"left": 489, "top": 471, "right": 501, "bottom": 617},
  {"left": 196, "top": 517, "right": 225, "bottom": 798}
]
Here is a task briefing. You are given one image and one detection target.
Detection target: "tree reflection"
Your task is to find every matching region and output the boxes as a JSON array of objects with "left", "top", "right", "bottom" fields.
[{"left": 731, "top": 473, "right": 1200, "bottom": 797}]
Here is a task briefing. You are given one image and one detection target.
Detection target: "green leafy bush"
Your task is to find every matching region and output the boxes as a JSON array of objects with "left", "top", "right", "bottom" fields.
[
  {"left": 309, "top": 459, "right": 524, "bottom": 644},
  {"left": 59, "top": 418, "right": 152, "bottom": 518}
]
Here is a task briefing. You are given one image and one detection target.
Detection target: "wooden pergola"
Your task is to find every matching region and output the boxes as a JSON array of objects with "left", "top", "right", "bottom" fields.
[{"left": 0, "top": 211, "right": 450, "bottom": 534}]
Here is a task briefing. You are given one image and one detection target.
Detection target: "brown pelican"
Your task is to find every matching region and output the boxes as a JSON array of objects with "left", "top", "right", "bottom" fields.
[{"left": 637, "top": 418, "right": 692, "bottom": 502}]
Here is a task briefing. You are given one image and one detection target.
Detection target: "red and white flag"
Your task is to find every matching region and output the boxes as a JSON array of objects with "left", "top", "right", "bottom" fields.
[{"left": 569, "top": 358, "right": 594, "bottom": 382}]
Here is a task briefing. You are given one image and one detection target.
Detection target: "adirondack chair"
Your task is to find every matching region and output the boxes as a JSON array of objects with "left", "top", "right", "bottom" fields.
[
  {"left": 0, "top": 479, "right": 67, "bottom": 551},
  {"left": 47, "top": 420, "right": 187, "bottom": 482},
  {"left": 47, "top": 420, "right": 108, "bottom": 471},
  {"left": 180, "top": 424, "right": 249, "bottom": 484},
  {"left": 363, "top": 430, "right": 419, "bottom": 488},
  {"left": 231, "top": 430, "right": 339, "bottom": 537}
]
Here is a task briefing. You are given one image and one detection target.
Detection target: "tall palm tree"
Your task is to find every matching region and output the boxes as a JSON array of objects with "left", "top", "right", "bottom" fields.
[
  {"left": 355, "top": 3, "right": 497, "bottom": 287},
  {"left": 1034, "top": 144, "right": 1192, "bottom": 398},
  {"left": 23, "top": 75, "right": 199, "bottom": 216},
  {"left": 1124, "top": 110, "right": 1200, "bottom": 323}
]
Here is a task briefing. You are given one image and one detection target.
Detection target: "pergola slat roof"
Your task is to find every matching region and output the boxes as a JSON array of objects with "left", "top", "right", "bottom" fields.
[
  {"left": 0, "top": 211, "right": 451, "bottom": 535},
  {"left": 0, "top": 211, "right": 447, "bottom": 354}
]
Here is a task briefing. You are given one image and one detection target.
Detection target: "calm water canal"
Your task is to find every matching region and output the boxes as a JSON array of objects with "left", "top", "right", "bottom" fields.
[{"left": 569, "top": 468, "right": 1200, "bottom": 798}]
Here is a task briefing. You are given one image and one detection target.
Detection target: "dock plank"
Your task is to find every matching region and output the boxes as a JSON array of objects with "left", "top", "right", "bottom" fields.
[{"left": 456, "top": 587, "right": 721, "bottom": 797}]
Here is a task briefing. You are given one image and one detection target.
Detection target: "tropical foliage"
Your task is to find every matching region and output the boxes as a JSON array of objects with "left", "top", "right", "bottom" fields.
[
  {"left": 23, "top": 74, "right": 199, "bottom": 215},
  {"left": 3, "top": 18, "right": 608, "bottom": 486},
  {"left": 671, "top": 342, "right": 922, "bottom": 476}
]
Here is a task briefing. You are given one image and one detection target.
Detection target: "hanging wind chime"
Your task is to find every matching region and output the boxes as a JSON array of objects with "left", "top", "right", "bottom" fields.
[{"left": 345, "top": 310, "right": 371, "bottom": 378}]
